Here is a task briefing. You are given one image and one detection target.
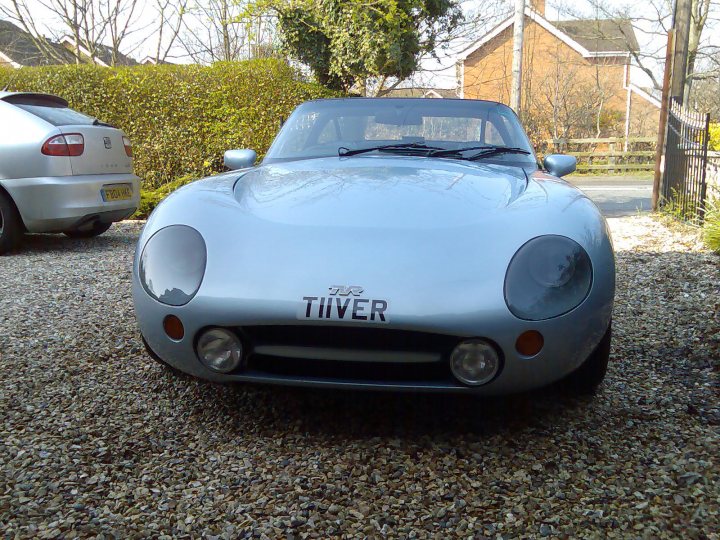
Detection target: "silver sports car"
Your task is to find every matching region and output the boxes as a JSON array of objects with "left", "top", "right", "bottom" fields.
[
  {"left": 0, "top": 92, "right": 140, "bottom": 254},
  {"left": 133, "top": 98, "right": 615, "bottom": 395}
]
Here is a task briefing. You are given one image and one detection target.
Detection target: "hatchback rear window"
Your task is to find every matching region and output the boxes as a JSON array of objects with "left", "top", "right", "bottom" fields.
[
  {"left": 4, "top": 95, "right": 95, "bottom": 126},
  {"left": 15, "top": 104, "right": 95, "bottom": 126}
]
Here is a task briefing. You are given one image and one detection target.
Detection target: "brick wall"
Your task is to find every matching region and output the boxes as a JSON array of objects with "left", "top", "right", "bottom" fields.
[{"left": 462, "top": 18, "right": 659, "bottom": 138}]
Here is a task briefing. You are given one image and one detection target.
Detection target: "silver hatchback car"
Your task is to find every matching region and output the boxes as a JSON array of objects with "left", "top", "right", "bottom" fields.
[{"left": 0, "top": 92, "right": 140, "bottom": 253}]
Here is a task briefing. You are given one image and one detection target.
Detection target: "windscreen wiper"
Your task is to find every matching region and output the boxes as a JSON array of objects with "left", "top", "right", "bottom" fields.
[
  {"left": 466, "top": 147, "right": 531, "bottom": 160},
  {"left": 338, "top": 142, "right": 444, "bottom": 157},
  {"left": 428, "top": 145, "right": 531, "bottom": 160}
]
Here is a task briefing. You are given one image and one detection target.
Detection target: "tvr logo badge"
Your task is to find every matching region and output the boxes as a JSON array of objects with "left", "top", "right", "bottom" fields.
[{"left": 328, "top": 285, "right": 364, "bottom": 296}]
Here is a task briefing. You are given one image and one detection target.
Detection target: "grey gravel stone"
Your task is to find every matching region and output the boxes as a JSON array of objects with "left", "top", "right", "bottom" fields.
[{"left": 0, "top": 216, "right": 718, "bottom": 538}]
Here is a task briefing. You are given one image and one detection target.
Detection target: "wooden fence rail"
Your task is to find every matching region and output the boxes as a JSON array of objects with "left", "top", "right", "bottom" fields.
[
  {"left": 542, "top": 137, "right": 657, "bottom": 146},
  {"left": 537, "top": 137, "right": 657, "bottom": 174}
]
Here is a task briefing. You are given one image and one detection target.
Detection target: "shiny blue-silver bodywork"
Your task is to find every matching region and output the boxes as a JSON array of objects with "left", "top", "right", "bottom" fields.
[{"left": 133, "top": 155, "right": 615, "bottom": 394}]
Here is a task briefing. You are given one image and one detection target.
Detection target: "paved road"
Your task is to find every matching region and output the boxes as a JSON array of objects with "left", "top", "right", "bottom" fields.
[{"left": 569, "top": 175, "right": 653, "bottom": 217}]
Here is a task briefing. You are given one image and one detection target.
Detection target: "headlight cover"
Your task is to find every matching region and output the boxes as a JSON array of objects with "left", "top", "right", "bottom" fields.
[
  {"left": 139, "top": 225, "right": 207, "bottom": 306},
  {"left": 504, "top": 235, "right": 592, "bottom": 321}
]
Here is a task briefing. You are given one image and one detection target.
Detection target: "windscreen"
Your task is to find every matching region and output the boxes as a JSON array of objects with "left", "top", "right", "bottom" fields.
[
  {"left": 5, "top": 95, "right": 95, "bottom": 126},
  {"left": 264, "top": 98, "right": 536, "bottom": 165}
]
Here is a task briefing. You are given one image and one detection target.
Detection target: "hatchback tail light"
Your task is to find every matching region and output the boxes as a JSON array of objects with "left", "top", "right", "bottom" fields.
[
  {"left": 41, "top": 134, "right": 84, "bottom": 156},
  {"left": 122, "top": 136, "right": 132, "bottom": 157}
]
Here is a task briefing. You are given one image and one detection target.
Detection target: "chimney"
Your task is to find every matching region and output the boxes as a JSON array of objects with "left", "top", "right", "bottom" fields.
[{"left": 531, "top": 0, "right": 545, "bottom": 16}]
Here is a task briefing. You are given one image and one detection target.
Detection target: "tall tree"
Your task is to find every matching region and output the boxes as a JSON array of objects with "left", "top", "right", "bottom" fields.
[
  {"left": 685, "top": 0, "right": 712, "bottom": 95},
  {"left": 153, "top": 0, "right": 188, "bottom": 63},
  {"left": 256, "top": 0, "right": 463, "bottom": 94},
  {"left": 100, "top": 0, "right": 142, "bottom": 66}
]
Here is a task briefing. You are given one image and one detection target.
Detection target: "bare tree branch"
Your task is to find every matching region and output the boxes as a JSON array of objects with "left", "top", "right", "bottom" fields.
[
  {"left": 176, "top": 0, "right": 277, "bottom": 63},
  {"left": 153, "top": 0, "right": 188, "bottom": 62}
]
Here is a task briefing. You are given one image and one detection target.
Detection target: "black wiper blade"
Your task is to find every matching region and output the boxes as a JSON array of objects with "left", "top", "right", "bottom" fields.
[
  {"left": 338, "top": 142, "right": 443, "bottom": 157},
  {"left": 466, "top": 147, "right": 531, "bottom": 160},
  {"left": 428, "top": 145, "right": 495, "bottom": 157},
  {"left": 428, "top": 145, "right": 531, "bottom": 160}
]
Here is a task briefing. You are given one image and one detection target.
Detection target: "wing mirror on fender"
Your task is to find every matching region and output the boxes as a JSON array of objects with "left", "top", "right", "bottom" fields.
[
  {"left": 543, "top": 154, "right": 577, "bottom": 177},
  {"left": 224, "top": 149, "right": 257, "bottom": 170}
]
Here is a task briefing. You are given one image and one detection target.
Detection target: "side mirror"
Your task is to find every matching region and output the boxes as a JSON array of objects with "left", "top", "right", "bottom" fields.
[
  {"left": 543, "top": 154, "right": 576, "bottom": 177},
  {"left": 224, "top": 149, "right": 257, "bottom": 170}
]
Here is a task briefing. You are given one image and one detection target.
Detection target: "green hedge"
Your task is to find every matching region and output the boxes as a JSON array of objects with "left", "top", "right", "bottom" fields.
[
  {"left": 0, "top": 60, "right": 337, "bottom": 193},
  {"left": 710, "top": 123, "right": 720, "bottom": 152},
  {"left": 703, "top": 201, "right": 720, "bottom": 253}
]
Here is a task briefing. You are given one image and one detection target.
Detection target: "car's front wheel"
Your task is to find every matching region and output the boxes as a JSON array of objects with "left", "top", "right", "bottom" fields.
[
  {"left": 560, "top": 321, "right": 612, "bottom": 395},
  {"left": 0, "top": 190, "right": 22, "bottom": 255},
  {"left": 64, "top": 221, "right": 113, "bottom": 239}
]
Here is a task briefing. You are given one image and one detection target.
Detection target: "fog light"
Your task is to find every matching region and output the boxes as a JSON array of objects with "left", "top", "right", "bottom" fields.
[
  {"left": 450, "top": 339, "right": 500, "bottom": 386},
  {"left": 196, "top": 328, "right": 243, "bottom": 373}
]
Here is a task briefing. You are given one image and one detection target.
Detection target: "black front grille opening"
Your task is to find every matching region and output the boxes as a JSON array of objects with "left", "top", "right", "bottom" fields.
[
  {"left": 247, "top": 354, "right": 455, "bottom": 383},
  {"left": 239, "top": 325, "right": 463, "bottom": 383},
  {"left": 241, "top": 325, "right": 460, "bottom": 354}
]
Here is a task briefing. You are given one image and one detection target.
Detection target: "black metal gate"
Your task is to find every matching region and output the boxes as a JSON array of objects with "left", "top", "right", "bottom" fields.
[{"left": 662, "top": 99, "right": 711, "bottom": 223}]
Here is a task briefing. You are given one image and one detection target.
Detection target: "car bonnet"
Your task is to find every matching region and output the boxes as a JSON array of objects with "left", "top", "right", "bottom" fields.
[{"left": 233, "top": 156, "right": 530, "bottom": 229}]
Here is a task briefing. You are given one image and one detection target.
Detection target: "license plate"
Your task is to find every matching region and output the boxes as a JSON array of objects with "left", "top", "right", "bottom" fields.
[
  {"left": 102, "top": 185, "right": 132, "bottom": 202},
  {"left": 297, "top": 290, "right": 389, "bottom": 323}
]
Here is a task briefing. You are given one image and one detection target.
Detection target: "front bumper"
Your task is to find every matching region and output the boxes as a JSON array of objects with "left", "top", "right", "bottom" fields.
[
  {"left": 0, "top": 173, "right": 140, "bottom": 233},
  {"left": 134, "top": 283, "right": 614, "bottom": 395}
]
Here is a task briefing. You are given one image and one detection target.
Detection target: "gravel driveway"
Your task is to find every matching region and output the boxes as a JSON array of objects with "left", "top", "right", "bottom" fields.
[{"left": 1, "top": 216, "right": 718, "bottom": 539}]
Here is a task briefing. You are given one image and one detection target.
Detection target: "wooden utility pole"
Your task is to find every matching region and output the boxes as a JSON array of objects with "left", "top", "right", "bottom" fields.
[
  {"left": 653, "top": 0, "right": 694, "bottom": 210},
  {"left": 652, "top": 30, "right": 675, "bottom": 210},
  {"left": 670, "top": 0, "right": 692, "bottom": 103},
  {"left": 510, "top": 0, "right": 526, "bottom": 114}
]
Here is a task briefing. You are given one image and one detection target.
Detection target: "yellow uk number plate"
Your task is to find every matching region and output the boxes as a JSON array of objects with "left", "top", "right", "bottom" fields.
[{"left": 102, "top": 184, "right": 133, "bottom": 202}]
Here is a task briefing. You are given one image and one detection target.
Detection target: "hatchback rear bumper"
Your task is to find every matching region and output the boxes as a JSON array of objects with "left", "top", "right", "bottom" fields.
[{"left": 0, "top": 173, "right": 140, "bottom": 233}]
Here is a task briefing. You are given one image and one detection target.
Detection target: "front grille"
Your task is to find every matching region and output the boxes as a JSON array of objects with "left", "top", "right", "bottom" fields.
[
  {"left": 242, "top": 325, "right": 459, "bottom": 352},
  {"left": 238, "top": 325, "right": 461, "bottom": 383},
  {"left": 247, "top": 355, "right": 453, "bottom": 381}
]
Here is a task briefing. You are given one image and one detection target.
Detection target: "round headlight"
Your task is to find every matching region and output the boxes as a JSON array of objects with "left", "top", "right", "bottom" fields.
[
  {"left": 196, "top": 328, "right": 243, "bottom": 373},
  {"left": 139, "top": 225, "right": 206, "bottom": 306},
  {"left": 504, "top": 235, "right": 592, "bottom": 321}
]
